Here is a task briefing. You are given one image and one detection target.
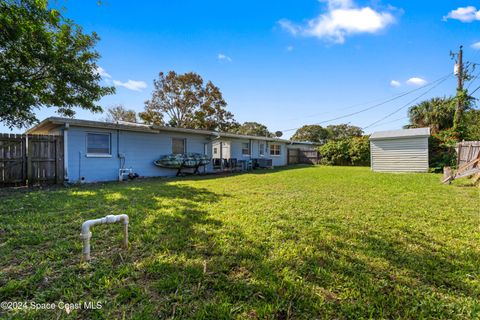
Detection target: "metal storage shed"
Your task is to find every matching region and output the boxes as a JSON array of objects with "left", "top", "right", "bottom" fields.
[{"left": 369, "top": 128, "right": 430, "bottom": 172}]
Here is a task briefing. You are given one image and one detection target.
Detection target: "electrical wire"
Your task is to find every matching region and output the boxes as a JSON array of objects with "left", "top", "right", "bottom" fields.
[
  {"left": 287, "top": 86, "right": 438, "bottom": 121},
  {"left": 366, "top": 116, "right": 409, "bottom": 129},
  {"left": 279, "top": 72, "right": 453, "bottom": 133},
  {"left": 467, "top": 69, "right": 480, "bottom": 90},
  {"left": 363, "top": 74, "right": 453, "bottom": 130},
  {"left": 469, "top": 84, "right": 480, "bottom": 96}
]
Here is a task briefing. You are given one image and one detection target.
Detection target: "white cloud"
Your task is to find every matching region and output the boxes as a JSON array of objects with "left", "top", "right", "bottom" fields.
[
  {"left": 443, "top": 6, "right": 480, "bottom": 22},
  {"left": 471, "top": 41, "right": 480, "bottom": 49},
  {"left": 390, "top": 80, "right": 401, "bottom": 87},
  {"left": 279, "top": 0, "right": 396, "bottom": 43},
  {"left": 406, "top": 77, "right": 427, "bottom": 86},
  {"left": 113, "top": 80, "right": 147, "bottom": 91},
  {"left": 326, "top": 0, "right": 353, "bottom": 9},
  {"left": 278, "top": 19, "right": 301, "bottom": 35},
  {"left": 217, "top": 53, "right": 232, "bottom": 62},
  {"left": 95, "top": 66, "right": 111, "bottom": 78}
]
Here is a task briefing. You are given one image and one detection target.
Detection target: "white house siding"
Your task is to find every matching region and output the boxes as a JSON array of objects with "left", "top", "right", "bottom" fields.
[
  {"left": 267, "top": 141, "right": 288, "bottom": 166},
  {"left": 226, "top": 138, "right": 287, "bottom": 166},
  {"left": 370, "top": 137, "right": 429, "bottom": 172}
]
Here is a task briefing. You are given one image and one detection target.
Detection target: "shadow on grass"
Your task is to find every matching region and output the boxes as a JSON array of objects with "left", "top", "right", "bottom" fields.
[{"left": 0, "top": 172, "right": 478, "bottom": 319}]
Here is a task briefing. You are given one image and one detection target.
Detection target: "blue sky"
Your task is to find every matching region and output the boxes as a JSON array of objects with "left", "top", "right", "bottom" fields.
[{"left": 3, "top": 0, "right": 480, "bottom": 137}]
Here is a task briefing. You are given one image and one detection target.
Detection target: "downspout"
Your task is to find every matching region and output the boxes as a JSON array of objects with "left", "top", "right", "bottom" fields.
[
  {"left": 80, "top": 214, "right": 129, "bottom": 261},
  {"left": 117, "top": 127, "right": 124, "bottom": 170},
  {"left": 63, "top": 123, "right": 69, "bottom": 183},
  {"left": 78, "top": 151, "right": 82, "bottom": 183}
]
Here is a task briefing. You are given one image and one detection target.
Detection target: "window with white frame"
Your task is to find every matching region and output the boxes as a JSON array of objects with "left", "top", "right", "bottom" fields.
[
  {"left": 172, "top": 138, "right": 186, "bottom": 154},
  {"left": 86, "top": 133, "right": 111, "bottom": 155},
  {"left": 241, "top": 142, "right": 250, "bottom": 155},
  {"left": 259, "top": 143, "right": 265, "bottom": 156},
  {"left": 269, "top": 144, "right": 281, "bottom": 156}
]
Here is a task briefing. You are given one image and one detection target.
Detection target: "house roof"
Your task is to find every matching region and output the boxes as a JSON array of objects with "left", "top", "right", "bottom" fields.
[
  {"left": 369, "top": 127, "right": 430, "bottom": 140},
  {"left": 27, "top": 117, "right": 318, "bottom": 145}
]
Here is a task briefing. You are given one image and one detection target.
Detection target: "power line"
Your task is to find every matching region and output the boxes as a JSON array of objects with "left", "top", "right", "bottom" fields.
[
  {"left": 363, "top": 74, "right": 453, "bottom": 130},
  {"left": 470, "top": 84, "right": 480, "bottom": 96},
  {"left": 366, "top": 116, "right": 409, "bottom": 129},
  {"left": 280, "top": 72, "right": 453, "bottom": 133},
  {"left": 287, "top": 85, "right": 443, "bottom": 121},
  {"left": 467, "top": 69, "right": 480, "bottom": 90}
]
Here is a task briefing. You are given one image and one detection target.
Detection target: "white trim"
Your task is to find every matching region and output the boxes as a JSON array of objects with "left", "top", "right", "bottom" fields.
[
  {"left": 241, "top": 141, "right": 250, "bottom": 156},
  {"left": 269, "top": 143, "right": 281, "bottom": 156},
  {"left": 86, "top": 154, "right": 112, "bottom": 158},
  {"left": 86, "top": 132, "right": 112, "bottom": 156}
]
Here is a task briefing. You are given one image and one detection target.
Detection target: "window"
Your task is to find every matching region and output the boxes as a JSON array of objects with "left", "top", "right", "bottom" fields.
[
  {"left": 86, "top": 133, "right": 111, "bottom": 156},
  {"left": 269, "top": 144, "right": 281, "bottom": 156},
  {"left": 259, "top": 143, "right": 265, "bottom": 156},
  {"left": 213, "top": 147, "right": 218, "bottom": 155},
  {"left": 172, "top": 138, "right": 186, "bottom": 154},
  {"left": 241, "top": 142, "right": 250, "bottom": 155}
]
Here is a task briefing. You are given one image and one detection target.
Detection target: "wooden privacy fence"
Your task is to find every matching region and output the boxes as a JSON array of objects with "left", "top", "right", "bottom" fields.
[
  {"left": 456, "top": 141, "right": 480, "bottom": 167},
  {"left": 287, "top": 148, "right": 321, "bottom": 165},
  {"left": 443, "top": 141, "right": 480, "bottom": 183},
  {"left": 0, "top": 134, "right": 64, "bottom": 187}
]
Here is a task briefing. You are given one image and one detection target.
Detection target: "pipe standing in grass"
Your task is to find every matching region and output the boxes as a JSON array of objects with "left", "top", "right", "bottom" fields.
[{"left": 80, "top": 214, "right": 129, "bottom": 261}]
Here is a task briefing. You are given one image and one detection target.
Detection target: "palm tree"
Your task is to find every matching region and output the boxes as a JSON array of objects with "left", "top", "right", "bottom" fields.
[{"left": 406, "top": 97, "right": 455, "bottom": 133}]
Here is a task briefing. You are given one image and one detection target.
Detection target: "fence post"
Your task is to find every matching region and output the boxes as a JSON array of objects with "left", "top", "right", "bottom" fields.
[
  {"left": 22, "top": 134, "right": 27, "bottom": 184},
  {"left": 26, "top": 135, "right": 33, "bottom": 186}
]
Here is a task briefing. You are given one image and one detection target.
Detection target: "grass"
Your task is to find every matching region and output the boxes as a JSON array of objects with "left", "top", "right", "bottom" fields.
[{"left": 0, "top": 166, "right": 479, "bottom": 319}]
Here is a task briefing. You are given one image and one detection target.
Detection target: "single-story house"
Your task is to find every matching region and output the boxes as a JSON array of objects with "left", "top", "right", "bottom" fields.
[
  {"left": 27, "top": 117, "right": 317, "bottom": 183},
  {"left": 369, "top": 127, "right": 430, "bottom": 173}
]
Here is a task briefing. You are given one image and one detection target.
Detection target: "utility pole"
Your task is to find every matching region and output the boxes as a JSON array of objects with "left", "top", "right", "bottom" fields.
[{"left": 453, "top": 45, "right": 463, "bottom": 130}]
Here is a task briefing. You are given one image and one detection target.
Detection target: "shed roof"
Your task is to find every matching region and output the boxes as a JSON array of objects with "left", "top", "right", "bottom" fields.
[{"left": 369, "top": 127, "right": 430, "bottom": 140}]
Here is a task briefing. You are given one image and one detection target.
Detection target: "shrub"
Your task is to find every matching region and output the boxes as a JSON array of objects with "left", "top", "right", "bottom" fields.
[
  {"left": 349, "top": 136, "right": 370, "bottom": 166},
  {"left": 319, "top": 136, "right": 370, "bottom": 166},
  {"left": 429, "top": 128, "right": 458, "bottom": 172}
]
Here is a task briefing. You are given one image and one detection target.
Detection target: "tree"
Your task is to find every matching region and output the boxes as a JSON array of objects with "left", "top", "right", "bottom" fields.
[
  {"left": 406, "top": 97, "right": 456, "bottom": 133},
  {"left": 104, "top": 105, "right": 137, "bottom": 123},
  {"left": 231, "top": 122, "right": 273, "bottom": 137},
  {"left": 463, "top": 108, "right": 480, "bottom": 141},
  {"left": 326, "top": 124, "right": 363, "bottom": 140},
  {"left": 290, "top": 125, "right": 329, "bottom": 143},
  {"left": 140, "top": 71, "right": 237, "bottom": 131},
  {"left": 138, "top": 108, "right": 164, "bottom": 126},
  {"left": 0, "top": 0, "right": 115, "bottom": 129}
]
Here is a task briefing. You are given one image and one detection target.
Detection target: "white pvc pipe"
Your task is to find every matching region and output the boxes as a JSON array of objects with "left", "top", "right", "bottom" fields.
[{"left": 80, "top": 214, "right": 129, "bottom": 261}]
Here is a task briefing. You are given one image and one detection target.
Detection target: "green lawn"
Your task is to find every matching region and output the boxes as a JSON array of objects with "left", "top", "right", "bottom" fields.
[{"left": 0, "top": 166, "right": 479, "bottom": 319}]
